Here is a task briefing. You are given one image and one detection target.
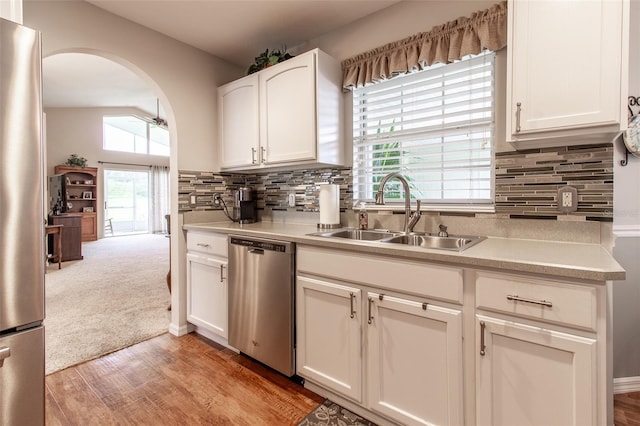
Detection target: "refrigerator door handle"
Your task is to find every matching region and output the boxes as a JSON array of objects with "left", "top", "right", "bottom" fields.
[{"left": 0, "top": 346, "right": 11, "bottom": 367}]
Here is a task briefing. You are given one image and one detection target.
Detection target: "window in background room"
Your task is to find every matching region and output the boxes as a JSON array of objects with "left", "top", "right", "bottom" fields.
[
  {"left": 352, "top": 51, "right": 496, "bottom": 211},
  {"left": 103, "top": 116, "right": 170, "bottom": 157}
]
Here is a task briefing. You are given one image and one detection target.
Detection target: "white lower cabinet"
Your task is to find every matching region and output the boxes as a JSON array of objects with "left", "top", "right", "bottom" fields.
[
  {"left": 296, "top": 246, "right": 464, "bottom": 425},
  {"left": 296, "top": 277, "right": 362, "bottom": 402},
  {"left": 186, "top": 253, "right": 227, "bottom": 338},
  {"left": 186, "top": 231, "right": 228, "bottom": 340},
  {"left": 476, "top": 315, "right": 596, "bottom": 426},
  {"left": 367, "top": 293, "right": 463, "bottom": 426}
]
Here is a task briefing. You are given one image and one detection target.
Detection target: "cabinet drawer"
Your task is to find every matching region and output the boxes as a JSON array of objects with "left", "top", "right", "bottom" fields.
[
  {"left": 297, "top": 246, "right": 463, "bottom": 304},
  {"left": 475, "top": 271, "right": 597, "bottom": 330},
  {"left": 187, "top": 231, "right": 228, "bottom": 257}
]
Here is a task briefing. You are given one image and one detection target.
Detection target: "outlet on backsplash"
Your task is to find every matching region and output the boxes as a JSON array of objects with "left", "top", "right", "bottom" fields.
[{"left": 558, "top": 186, "right": 578, "bottom": 212}]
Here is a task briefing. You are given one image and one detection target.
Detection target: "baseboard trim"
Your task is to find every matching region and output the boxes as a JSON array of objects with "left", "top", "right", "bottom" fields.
[
  {"left": 614, "top": 376, "right": 640, "bottom": 394},
  {"left": 169, "top": 322, "right": 189, "bottom": 336}
]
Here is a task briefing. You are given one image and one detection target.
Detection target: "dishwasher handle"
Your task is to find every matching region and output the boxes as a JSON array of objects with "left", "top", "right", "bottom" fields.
[{"left": 248, "top": 248, "right": 264, "bottom": 255}]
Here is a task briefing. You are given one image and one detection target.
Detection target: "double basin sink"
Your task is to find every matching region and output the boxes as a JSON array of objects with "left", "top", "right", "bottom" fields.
[{"left": 310, "top": 228, "right": 485, "bottom": 252}]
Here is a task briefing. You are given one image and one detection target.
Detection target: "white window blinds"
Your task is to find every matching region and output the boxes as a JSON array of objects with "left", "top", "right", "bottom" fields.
[{"left": 352, "top": 52, "right": 495, "bottom": 208}]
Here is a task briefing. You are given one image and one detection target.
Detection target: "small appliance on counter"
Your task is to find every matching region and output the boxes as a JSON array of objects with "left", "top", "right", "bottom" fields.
[{"left": 234, "top": 186, "right": 257, "bottom": 224}]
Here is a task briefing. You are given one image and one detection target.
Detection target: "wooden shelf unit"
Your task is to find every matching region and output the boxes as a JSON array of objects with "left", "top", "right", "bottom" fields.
[{"left": 54, "top": 165, "right": 98, "bottom": 241}]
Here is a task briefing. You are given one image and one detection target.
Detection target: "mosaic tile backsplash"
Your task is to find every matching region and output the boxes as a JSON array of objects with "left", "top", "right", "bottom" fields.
[{"left": 179, "top": 143, "right": 614, "bottom": 222}]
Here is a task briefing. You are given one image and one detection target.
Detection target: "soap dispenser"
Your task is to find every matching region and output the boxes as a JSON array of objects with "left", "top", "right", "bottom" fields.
[{"left": 358, "top": 202, "right": 369, "bottom": 230}]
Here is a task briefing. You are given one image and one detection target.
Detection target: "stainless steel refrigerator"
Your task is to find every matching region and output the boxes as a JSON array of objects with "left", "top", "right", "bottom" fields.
[{"left": 0, "top": 17, "right": 45, "bottom": 425}]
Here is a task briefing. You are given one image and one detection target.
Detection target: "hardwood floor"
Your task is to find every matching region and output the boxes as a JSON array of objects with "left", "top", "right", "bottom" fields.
[
  {"left": 616, "top": 391, "right": 640, "bottom": 426},
  {"left": 46, "top": 332, "right": 640, "bottom": 425},
  {"left": 45, "top": 333, "right": 323, "bottom": 425}
]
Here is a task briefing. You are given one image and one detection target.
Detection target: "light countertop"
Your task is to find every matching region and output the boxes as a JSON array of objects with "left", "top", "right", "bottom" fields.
[{"left": 183, "top": 221, "right": 625, "bottom": 282}]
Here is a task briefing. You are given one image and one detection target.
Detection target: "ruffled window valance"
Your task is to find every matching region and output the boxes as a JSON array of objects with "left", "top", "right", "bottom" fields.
[{"left": 342, "top": 1, "right": 507, "bottom": 90}]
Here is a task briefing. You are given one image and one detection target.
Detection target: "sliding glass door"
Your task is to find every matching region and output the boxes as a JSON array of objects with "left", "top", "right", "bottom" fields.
[{"left": 104, "top": 169, "right": 149, "bottom": 235}]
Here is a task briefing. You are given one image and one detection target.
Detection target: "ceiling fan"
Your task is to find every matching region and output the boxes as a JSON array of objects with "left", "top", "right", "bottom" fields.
[{"left": 150, "top": 98, "right": 168, "bottom": 128}]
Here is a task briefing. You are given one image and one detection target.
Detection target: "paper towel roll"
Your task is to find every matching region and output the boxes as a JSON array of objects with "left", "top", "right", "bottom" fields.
[{"left": 319, "top": 184, "right": 340, "bottom": 225}]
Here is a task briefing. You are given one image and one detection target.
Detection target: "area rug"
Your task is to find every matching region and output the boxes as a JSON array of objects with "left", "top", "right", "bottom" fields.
[
  {"left": 298, "top": 400, "right": 377, "bottom": 426},
  {"left": 44, "top": 234, "right": 171, "bottom": 374}
]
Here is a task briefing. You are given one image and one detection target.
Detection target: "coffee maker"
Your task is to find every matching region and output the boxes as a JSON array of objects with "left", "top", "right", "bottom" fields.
[{"left": 234, "top": 186, "right": 257, "bottom": 224}]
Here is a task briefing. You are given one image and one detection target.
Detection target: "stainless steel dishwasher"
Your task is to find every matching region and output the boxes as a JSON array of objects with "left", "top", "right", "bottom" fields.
[{"left": 228, "top": 235, "right": 295, "bottom": 376}]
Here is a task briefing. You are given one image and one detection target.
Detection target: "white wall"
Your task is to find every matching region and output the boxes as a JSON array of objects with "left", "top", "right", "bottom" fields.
[
  {"left": 24, "top": 0, "right": 243, "bottom": 336},
  {"left": 612, "top": 0, "right": 640, "bottom": 380}
]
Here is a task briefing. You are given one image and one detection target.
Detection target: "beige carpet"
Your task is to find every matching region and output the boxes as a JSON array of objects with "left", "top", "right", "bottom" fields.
[{"left": 44, "top": 233, "right": 171, "bottom": 375}]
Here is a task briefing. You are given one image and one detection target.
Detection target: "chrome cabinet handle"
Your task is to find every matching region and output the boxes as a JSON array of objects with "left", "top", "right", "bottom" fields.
[
  {"left": 251, "top": 148, "right": 257, "bottom": 164},
  {"left": 261, "top": 146, "right": 267, "bottom": 164},
  {"left": 349, "top": 292, "right": 356, "bottom": 319},
  {"left": 507, "top": 294, "right": 552, "bottom": 308},
  {"left": 196, "top": 243, "right": 210, "bottom": 248},
  {"left": 515, "top": 102, "right": 522, "bottom": 133},
  {"left": 479, "top": 321, "right": 486, "bottom": 356},
  {"left": 367, "top": 297, "right": 374, "bottom": 324},
  {"left": 0, "top": 346, "right": 11, "bottom": 367},
  {"left": 220, "top": 264, "right": 225, "bottom": 283}
]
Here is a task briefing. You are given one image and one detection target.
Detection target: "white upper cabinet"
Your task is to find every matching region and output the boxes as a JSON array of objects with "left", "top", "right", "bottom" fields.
[
  {"left": 218, "top": 74, "right": 260, "bottom": 168},
  {"left": 218, "top": 48, "right": 344, "bottom": 171},
  {"left": 259, "top": 53, "right": 317, "bottom": 165},
  {"left": 506, "top": 0, "right": 629, "bottom": 147}
]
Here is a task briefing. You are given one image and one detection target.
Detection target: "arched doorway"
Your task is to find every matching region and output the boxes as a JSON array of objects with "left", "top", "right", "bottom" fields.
[{"left": 42, "top": 51, "right": 173, "bottom": 374}]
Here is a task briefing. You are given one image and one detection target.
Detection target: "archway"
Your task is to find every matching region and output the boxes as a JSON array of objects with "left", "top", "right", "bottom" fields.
[{"left": 42, "top": 50, "right": 174, "bottom": 374}]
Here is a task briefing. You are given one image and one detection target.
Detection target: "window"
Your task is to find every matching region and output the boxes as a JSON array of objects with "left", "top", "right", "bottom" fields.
[
  {"left": 103, "top": 116, "right": 170, "bottom": 157},
  {"left": 352, "top": 52, "right": 495, "bottom": 210}
]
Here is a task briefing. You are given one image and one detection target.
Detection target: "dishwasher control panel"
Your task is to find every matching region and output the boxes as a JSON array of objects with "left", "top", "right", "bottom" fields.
[{"left": 229, "top": 237, "right": 290, "bottom": 253}]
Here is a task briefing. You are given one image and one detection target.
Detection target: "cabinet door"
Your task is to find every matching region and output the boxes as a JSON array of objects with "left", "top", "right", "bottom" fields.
[
  {"left": 476, "top": 315, "right": 597, "bottom": 426},
  {"left": 186, "top": 253, "right": 228, "bottom": 338},
  {"left": 259, "top": 52, "right": 316, "bottom": 165},
  {"left": 508, "top": 0, "right": 623, "bottom": 138},
  {"left": 218, "top": 74, "right": 259, "bottom": 168},
  {"left": 80, "top": 212, "right": 97, "bottom": 242},
  {"left": 296, "top": 276, "right": 362, "bottom": 402},
  {"left": 367, "top": 293, "right": 463, "bottom": 426}
]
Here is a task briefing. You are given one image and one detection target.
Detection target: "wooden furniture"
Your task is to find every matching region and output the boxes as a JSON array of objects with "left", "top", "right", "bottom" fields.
[
  {"left": 506, "top": 0, "right": 628, "bottom": 147},
  {"left": 48, "top": 214, "right": 83, "bottom": 262},
  {"left": 45, "top": 225, "right": 63, "bottom": 269},
  {"left": 218, "top": 48, "right": 343, "bottom": 171},
  {"left": 54, "top": 165, "right": 98, "bottom": 241}
]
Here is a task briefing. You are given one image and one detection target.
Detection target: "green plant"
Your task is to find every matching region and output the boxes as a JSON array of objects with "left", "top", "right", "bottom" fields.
[
  {"left": 65, "top": 154, "right": 87, "bottom": 168},
  {"left": 371, "top": 123, "right": 421, "bottom": 200},
  {"left": 247, "top": 47, "right": 293, "bottom": 75}
]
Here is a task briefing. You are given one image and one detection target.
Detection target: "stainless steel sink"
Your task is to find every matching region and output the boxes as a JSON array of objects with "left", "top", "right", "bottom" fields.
[
  {"left": 310, "top": 228, "right": 402, "bottom": 241},
  {"left": 379, "top": 233, "right": 485, "bottom": 252}
]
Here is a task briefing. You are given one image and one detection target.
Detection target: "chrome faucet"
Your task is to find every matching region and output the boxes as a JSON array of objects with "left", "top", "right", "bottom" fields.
[{"left": 374, "top": 172, "right": 421, "bottom": 233}]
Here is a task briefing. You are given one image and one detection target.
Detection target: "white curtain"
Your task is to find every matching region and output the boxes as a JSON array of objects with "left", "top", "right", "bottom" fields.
[{"left": 151, "top": 165, "right": 170, "bottom": 234}]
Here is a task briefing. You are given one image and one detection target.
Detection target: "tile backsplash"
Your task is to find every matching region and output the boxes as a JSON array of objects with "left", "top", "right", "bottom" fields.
[
  {"left": 495, "top": 143, "right": 613, "bottom": 221},
  {"left": 179, "top": 143, "right": 614, "bottom": 222}
]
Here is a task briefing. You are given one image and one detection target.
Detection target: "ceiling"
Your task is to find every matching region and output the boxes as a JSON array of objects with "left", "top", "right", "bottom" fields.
[{"left": 43, "top": 0, "right": 401, "bottom": 118}]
